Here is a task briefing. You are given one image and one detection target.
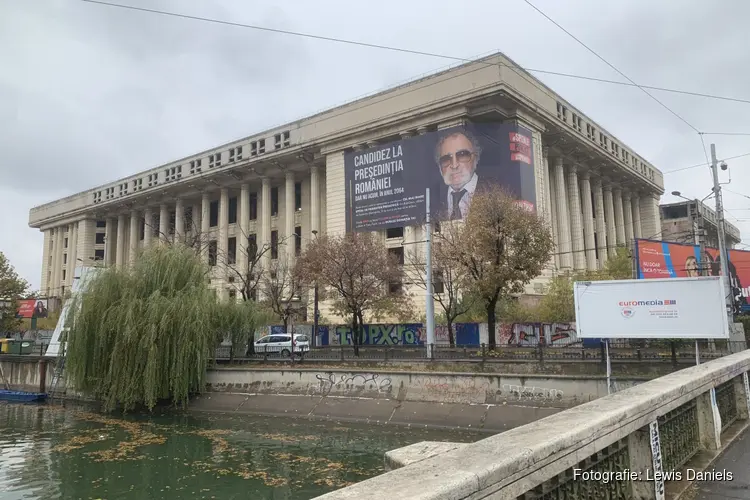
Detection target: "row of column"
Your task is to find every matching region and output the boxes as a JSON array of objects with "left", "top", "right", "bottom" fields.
[
  {"left": 544, "top": 149, "right": 660, "bottom": 273},
  {"left": 42, "top": 220, "right": 96, "bottom": 297}
]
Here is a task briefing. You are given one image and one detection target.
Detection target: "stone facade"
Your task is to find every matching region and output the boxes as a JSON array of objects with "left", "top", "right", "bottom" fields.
[{"left": 29, "top": 53, "right": 665, "bottom": 319}]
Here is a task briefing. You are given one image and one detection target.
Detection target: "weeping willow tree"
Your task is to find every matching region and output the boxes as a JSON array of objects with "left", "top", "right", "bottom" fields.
[
  {"left": 66, "top": 244, "right": 265, "bottom": 412},
  {"left": 216, "top": 299, "right": 273, "bottom": 363}
]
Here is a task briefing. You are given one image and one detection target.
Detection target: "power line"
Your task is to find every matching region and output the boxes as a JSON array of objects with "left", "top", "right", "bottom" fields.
[
  {"left": 663, "top": 152, "right": 750, "bottom": 174},
  {"left": 520, "top": 0, "right": 701, "bottom": 135},
  {"left": 79, "top": 0, "right": 750, "bottom": 107},
  {"left": 702, "top": 132, "right": 750, "bottom": 137}
]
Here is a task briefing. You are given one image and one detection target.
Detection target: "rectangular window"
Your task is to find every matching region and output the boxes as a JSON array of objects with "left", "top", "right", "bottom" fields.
[
  {"left": 271, "top": 230, "right": 278, "bottom": 259},
  {"left": 96, "top": 220, "right": 106, "bottom": 228},
  {"left": 294, "top": 226, "right": 302, "bottom": 256},
  {"left": 95, "top": 233, "right": 105, "bottom": 244},
  {"left": 274, "top": 133, "right": 282, "bottom": 150},
  {"left": 236, "top": 145, "right": 243, "bottom": 160},
  {"left": 258, "top": 139, "right": 266, "bottom": 154},
  {"left": 249, "top": 192, "right": 258, "bottom": 220},
  {"left": 250, "top": 141, "right": 258, "bottom": 156},
  {"left": 228, "top": 197, "right": 237, "bottom": 224},
  {"left": 229, "top": 148, "right": 235, "bottom": 163},
  {"left": 209, "top": 200, "right": 219, "bottom": 227},
  {"left": 228, "top": 237, "right": 236, "bottom": 264},
  {"left": 388, "top": 247, "right": 404, "bottom": 265},
  {"left": 208, "top": 241, "right": 218, "bottom": 266},
  {"left": 294, "top": 182, "right": 302, "bottom": 211},
  {"left": 62, "top": 269, "right": 66, "bottom": 280},
  {"left": 209, "top": 153, "right": 222, "bottom": 168},
  {"left": 64, "top": 238, "right": 68, "bottom": 249},
  {"left": 94, "top": 249, "right": 105, "bottom": 261},
  {"left": 63, "top": 254, "right": 67, "bottom": 264},
  {"left": 140, "top": 219, "right": 145, "bottom": 240},
  {"left": 189, "top": 159, "right": 202, "bottom": 175},
  {"left": 247, "top": 234, "right": 257, "bottom": 262},
  {"left": 386, "top": 227, "right": 404, "bottom": 239},
  {"left": 283, "top": 131, "right": 290, "bottom": 147},
  {"left": 271, "top": 187, "right": 279, "bottom": 216},
  {"left": 433, "top": 271, "right": 445, "bottom": 294},
  {"left": 132, "top": 178, "right": 143, "bottom": 191},
  {"left": 147, "top": 173, "right": 159, "bottom": 187},
  {"left": 389, "top": 279, "right": 403, "bottom": 295}
]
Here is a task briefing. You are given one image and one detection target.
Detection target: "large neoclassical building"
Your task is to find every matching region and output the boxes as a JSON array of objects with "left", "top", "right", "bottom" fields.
[{"left": 29, "top": 52, "right": 664, "bottom": 316}]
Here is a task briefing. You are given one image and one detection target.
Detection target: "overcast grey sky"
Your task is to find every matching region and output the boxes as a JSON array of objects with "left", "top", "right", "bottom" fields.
[{"left": 2, "top": 0, "right": 749, "bottom": 290}]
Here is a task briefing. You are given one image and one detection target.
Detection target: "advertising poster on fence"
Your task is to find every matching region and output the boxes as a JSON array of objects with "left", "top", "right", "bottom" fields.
[
  {"left": 635, "top": 239, "right": 750, "bottom": 314},
  {"left": 344, "top": 122, "right": 537, "bottom": 232},
  {"left": 16, "top": 299, "right": 48, "bottom": 319}
]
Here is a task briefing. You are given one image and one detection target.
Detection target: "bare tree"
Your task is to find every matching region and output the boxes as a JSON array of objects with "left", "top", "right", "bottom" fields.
[
  {"left": 405, "top": 222, "right": 475, "bottom": 346},
  {"left": 296, "top": 233, "right": 407, "bottom": 356},
  {"left": 445, "top": 186, "right": 553, "bottom": 349},
  {"left": 260, "top": 257, "right": 304, "bottom": 331}
]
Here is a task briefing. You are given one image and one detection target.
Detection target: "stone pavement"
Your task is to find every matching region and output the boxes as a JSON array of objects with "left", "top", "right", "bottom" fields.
[{"left": 693, "top": 429, "right": 750, "bottom": 499}]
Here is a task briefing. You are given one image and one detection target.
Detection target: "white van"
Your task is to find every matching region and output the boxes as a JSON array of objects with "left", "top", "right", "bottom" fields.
[{"left": 254, "top": 333, "right": 310, "bottom": 357}]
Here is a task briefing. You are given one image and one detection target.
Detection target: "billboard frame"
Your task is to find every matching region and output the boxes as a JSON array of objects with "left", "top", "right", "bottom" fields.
[{"left": 574, "top": 276, "right": 730, "bottom": 340}]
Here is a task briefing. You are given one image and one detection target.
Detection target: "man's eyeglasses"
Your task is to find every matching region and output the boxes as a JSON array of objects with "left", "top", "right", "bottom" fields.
[{"left": 439, "top": 149, "right": 475, "bottom": 170}]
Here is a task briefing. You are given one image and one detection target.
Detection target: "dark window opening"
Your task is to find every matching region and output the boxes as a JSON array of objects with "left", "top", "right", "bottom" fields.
[
  {"left": 271, "top": 187, "right": 279, "bottom": 216},
  {"left": 208, "top": 240, "right": 218, "bottom": 266},
  {"left": 228, "top": 197, "right": 237, "bottom": 224},
  {"left": 271, "top": 230, "right": 278, "bottom": 259},
  {"left": 594, "top": 233, "right": 599, "bottom": 259},
  {"left": 185, "top": 207, "right": 193, "bottom": 230},
  {"left": 229, "top": 289, "right": 236, "bottom": 299},
  {"left": 247, "top": 234, "right": 257, "bottom": 263},
  {"left": 95, "top": 233, "right": 105, "bottom": 245},
  {"left": 64, "top": 238, "right": 68, "bottom": 248},
  {"left": 209, "top": 201, "right": 219, "bottom": 227},
  {"left": 389, "top": 280, "right": 403, "bottom": 294},
  {"left": 295, "top": 182, "right": 302, "bottom": 211},
  {"left": 169, "top": 212, "right": 176, "bottom": 235},
  {"left": 433, "top": 271, "right": 445, "bottom": 294},
  {"left": 140, "top": 219, "right": 145, "bottom": 240},
  {"left": 388, "top": 247, "right": 404, "bottom": 265},
  {"left": 249, "top": 193, "right": 258, "bottom": 220},
  {"left": 63, "top": 254, "right": 67, "bottom": 264},
  {"left": 62, "top": 270, "right": 66, "bottom": 280},
  {"left": 294, "top": 226, "right": 302, "bottom": 256},
  {"left": 96, "top": 220, "right": 106, "bottom": 228},
  {"left": 434, "top": 221, "right": 441, "bottom": 233},
  {"left": 386, "top": 227, "right": 404, "bottom": 239},
  {"left": 94, "top": 249, "right": 105, "bottom": 261},
  {"left": 228, "top": 237, "right": 236, "bottom": 264}
]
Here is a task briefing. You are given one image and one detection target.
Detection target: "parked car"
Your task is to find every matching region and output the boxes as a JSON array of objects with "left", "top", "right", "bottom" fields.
[{"left": 254, "top": 333, "right": 310, "bottom": 357}]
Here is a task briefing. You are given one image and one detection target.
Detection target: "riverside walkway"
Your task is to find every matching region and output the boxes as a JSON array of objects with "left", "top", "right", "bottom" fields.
[{"left": 694, "top": 429, "right": 750, "bottom": 499}]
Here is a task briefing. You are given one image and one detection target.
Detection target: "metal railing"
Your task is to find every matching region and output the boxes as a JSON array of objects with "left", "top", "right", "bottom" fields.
[{"left": 211, "top": 341, "right": 747, "bottom": 365}]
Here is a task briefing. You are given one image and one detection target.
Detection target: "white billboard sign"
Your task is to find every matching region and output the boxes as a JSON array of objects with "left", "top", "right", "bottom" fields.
[{"left": 574, "top": 276, "right": 729, "bottom": 339}]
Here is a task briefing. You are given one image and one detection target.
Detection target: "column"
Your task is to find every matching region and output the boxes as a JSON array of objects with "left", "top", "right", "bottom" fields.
[
  {"left": 285, "top": 171, "right": 295, "bottom": 262},
  {"left": 623, "top": 193, "right": 634, "bottom": 244},
  {"left": 143, "top": 208, "right": 153, "bottom": 247},
  {"left": 261, "top": 177, "right": 272, "bottom": 269},
  {"left": 603, "top": 184, "right": 617, "bottom": 259},
  {"left": 650, "top": 194, "right": 662, "bottom": 239},
  {"left": 632, "top": 195, "right": 643, "bottom": 239},
  {"left": 76, "top": 219, "right": 95, "bottom": 268},
  {"left": 53, "top": 227, "right": 64, "bottom": 296},
  {"left": 174, "top": 198, "right": 184, "bottom": 243},
  {"left": 544, "top": 148, "right": 560, "bottom": 270},
  {"left": 567, "top": 165, "right": 586, "bottom": 271},
  {"left": 696, "top": 390, "right": 721, "bottom": 451},
  {"left": 580, "top": 172, "right": 596, "bottom": 271},
  {"left": 310, "top": 165, "right": 320, "bottom": 235},
  {"left": 218, "top": 188, "right": 229, "bottom": 268},
  {"left": 129, "top": 210, "right": 139, "bottom": 265},
  {"left": 104, "top": 217, "right": 115, "bottom": 266},
  {"left": 67, "top": 222, "right": 78, "bottom": 288},
  {"left": 614, "top": 189, "right": 626, "bottom": 246},
  {"left": 191, "top": 202, "right": 202, "bottom": 236},
  {"left": 116, "top": 214, "right": 126, "bottom": 268},
  {"left": 553, "top": 157, "right": 572, "bottom": 270},
  {"left": 159, "top": 204, "right": 169, "bottom": 244},
  {"left": 239, "top": 183, "right": 250, "bottom": 278},
  {"left": 593, "top": 179, "right": 608, "bottom": 267},
  {"left": 201, "top": 193, "right": 210, "bottom": 263},
  {"left": 41, "top": 230, "right": 52, "bottom": 295}
]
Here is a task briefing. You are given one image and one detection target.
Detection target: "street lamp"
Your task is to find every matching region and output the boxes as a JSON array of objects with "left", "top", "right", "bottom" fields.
[{"left": 311, "top": 230, "right": 319, "bottom": 348}]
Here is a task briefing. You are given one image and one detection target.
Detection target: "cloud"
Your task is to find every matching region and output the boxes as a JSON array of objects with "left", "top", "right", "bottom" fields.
[{"left": 1, "top": 0, "right": 749, "bottom": 290}]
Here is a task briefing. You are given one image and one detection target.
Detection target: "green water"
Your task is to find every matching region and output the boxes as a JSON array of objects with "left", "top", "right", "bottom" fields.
[{"left": 0, "top": 402, "right": 483, "bottom": 500}]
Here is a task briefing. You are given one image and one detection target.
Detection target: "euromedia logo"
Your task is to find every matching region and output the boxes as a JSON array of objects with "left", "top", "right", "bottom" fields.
[{"left": 618, "top": 299, "right": 677, "bottom": 319}]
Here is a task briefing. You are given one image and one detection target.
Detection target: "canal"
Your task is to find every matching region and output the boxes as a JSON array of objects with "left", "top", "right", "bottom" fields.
[{"left": 0, "top": 401, "right": 484, "bottom": 499}]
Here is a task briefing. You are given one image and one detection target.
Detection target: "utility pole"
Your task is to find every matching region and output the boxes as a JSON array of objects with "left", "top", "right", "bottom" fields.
[
  {"left": 692, "top": 200, "right": 707, "bottom": 276},
  {"left": 709, "top": 144, "right": 733, "bottom": 323},
  {"left": 424, "top": 188, "right": 435, "bottom": 358}
]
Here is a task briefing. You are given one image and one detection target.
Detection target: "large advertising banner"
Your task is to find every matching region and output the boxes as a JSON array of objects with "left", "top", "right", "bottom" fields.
[
  {"left": 344, "top": 122, "right": 537, "bottom": 232},
  {"left": 635, "top": 239, "right": 750, "bottom": 314},
  {"left": 574, "top": 277, "right": 730, "bottom": 339},
  {"left": 16, "top": 299, "right": 48, "bottom": 319}
]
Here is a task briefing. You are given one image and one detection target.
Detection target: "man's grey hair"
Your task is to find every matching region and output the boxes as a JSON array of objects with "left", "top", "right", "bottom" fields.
[{"left": 434, "top": 127, "right": 483, "bottom": 165}]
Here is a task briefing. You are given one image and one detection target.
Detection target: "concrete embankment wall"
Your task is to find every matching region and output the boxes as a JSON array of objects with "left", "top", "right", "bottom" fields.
[
  {"left": 0, "top": 356, "right": 53, "bottom": 392},
  {"left": 204, "top": 366, "right": 647, "bottom": 406},
  {"left": 190, "top": 367, "right": 652, "bottom": 432}
]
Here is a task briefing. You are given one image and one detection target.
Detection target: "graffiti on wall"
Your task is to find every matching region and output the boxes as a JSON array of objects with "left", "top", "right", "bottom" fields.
[
  {"left": 313, "top": 372, "right": 393, "bottom": 396},
  {"left": 494, "top": 322, "right": 578, "bottom": 347},
  {"left": 324, "top": 324, "right": 424, "bottom": 346}
]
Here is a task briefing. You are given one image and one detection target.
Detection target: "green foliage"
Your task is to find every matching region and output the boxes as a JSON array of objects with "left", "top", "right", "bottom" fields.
[
  {"left": 0, "top": 252, "right": 30, "bottom": 332},
  {"left": 536, "top": 247, "right": 634, "bottom": 323},
  {"left": 66, "top": 245, "right": 267, "bottom": 412},
  {"left": 216, "top": 299, "right": 273, "bottom": 361}
]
